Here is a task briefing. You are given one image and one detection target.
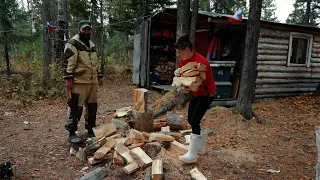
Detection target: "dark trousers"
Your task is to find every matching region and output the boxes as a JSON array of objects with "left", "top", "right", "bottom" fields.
[{"left": 188, "top": 96, "right": 213, "bottom": 135}]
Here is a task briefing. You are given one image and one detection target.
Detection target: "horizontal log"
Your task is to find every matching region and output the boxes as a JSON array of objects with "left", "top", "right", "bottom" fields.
[
  {"left": 311, "top": 58, "right": 320, "bottom": 63},
  {"left": 312, "top": 53, "right": 320, "bottom": 58},
  {"left": 314, "top": 36, "right": 320, "bottom": 42},
  {"left": 258, "top": 49, "right": 287, "bottom": 55},
  {"left": 256, "top": 78, "right": 320, "bottom": 84},
  {"left": 258, "top": 43, "right": 288, "bottom": 50},
  {"left": 257, "top": 61, "right": 286, "bottom": 65},
  {"left": 255, "top": 83, "right": 318, "bottom": 88},
  {"left": 257, "top": 65, "right": 320, "bottom": 72},
  {"left": 255, "top": 92, "right": 312, "bottom": 99},
  {"left": 310, "top": 63, "right": 320, "bottom": 67},
  {"left": 255, "top": 87, "right": 316, "bottom": 94},
  {"left": 257, "top": 55, "right": 287, "bottom": 61},
  {"left": 312, "top": 48, "right": 320, "bottom": 53},
  {"left": 260, "top": 28, "right": 290, "bottom": 39},
  {"left": 313, "top": 43, "right": 320, "bottom": 48},
  {"left": 259, "top": 38, "right": 288, "bottom": 45},
  {"left": 257, "top": 72, "right": 320, "bottom": 79}
]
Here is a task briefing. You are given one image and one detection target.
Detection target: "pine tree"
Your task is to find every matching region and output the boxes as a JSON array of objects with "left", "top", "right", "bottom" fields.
[
  {"left": 286, "top": 0, "right": 320, "bottom": 27},
  {"left": 261, "top": 0, "right": 279, "bottom": 22}
]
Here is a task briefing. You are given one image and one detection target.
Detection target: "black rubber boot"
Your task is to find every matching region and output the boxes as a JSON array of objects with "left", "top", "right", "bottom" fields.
[{"left": 85, "top": 103, "right": 97, "bottom": 138}]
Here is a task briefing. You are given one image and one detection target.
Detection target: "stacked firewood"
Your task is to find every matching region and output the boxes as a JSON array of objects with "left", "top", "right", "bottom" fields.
[{"left": 172, "top": 62, "right": 206, "bottom": 92}]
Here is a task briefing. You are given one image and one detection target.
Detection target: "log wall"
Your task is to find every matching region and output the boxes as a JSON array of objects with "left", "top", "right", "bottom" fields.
[{"left": 255, "top": 28, "right": 320, "bottom": 99}]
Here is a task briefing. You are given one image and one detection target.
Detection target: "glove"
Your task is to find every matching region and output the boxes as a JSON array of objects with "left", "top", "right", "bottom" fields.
[
  {"left": 66, "top": 79, "right": 73, "bottom": 90},
  {"left": 174, "top": 68, "right": 181, "bottom": 77}
]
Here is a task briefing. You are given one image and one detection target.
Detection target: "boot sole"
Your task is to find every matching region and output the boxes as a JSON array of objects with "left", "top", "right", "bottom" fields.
[{"left": 179, "top": 157, "right": 198, "bottom": 164}]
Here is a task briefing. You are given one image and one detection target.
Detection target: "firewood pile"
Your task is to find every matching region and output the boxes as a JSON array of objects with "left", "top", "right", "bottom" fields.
[
  {"left": 72, "top": 88, "right": 208, "bottom": 180},
  {"left": 172, "top": 62, "right": 207, "bottom": 92}
]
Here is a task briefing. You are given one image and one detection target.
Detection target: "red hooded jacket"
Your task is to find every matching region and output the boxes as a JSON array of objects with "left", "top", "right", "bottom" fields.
[{"left": 178, "top": 52, "right": 217, "bottom": 97}]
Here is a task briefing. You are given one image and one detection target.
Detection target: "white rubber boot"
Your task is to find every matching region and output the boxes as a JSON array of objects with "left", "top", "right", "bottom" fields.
[
  {"left": 198, "top": 129, "right": 207, "bottom": 155},
  {"left": 179, "top": 133, "right": 202, "bottom": 164}
]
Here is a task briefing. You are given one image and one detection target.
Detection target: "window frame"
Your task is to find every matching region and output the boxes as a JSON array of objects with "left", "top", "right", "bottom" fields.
[{"left": 287, "top": 32, "right": 313, "bottom": 67}]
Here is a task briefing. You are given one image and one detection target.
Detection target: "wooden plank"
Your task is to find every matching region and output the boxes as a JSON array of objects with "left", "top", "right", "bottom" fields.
[
  {"left": 257, "top": 72, "right": 320, "bottom": 78},
  {"left": 311, "top": 58, "right": 320, "bottom": 63},
  {"left": 190, "top": 167, "right": 207, "bottom": 180},
  {"left": 258, "top": 49, "right": 287, "bottom": 55},
  {"left": 79, "top": 167, "right": 108, "bottom": 180},
  {"left": 130, "top": 147, "right": 153, "bottom": 168},
  {"left": 185, "top": 135, "right": 190, "bottom": 145},
  {"left": 256, "top": 78, "right": 320, "bottom": 84},
  {"left": 149, "top": 133, "right": 175, "bottom": 142},
  {"left": 312, "top": 48, "right": 320, "bottom": 53},
  {"left": 127, "top": 143, "right": 146, "bottom": 150},
  {"left": 258, "top": 43, "right": 288, "bottom": 50},
  {"left": 312, "top": 53, "right": 320, "bottom": 58},
  {"left": 114, "top": 143, "right": 134, "bottom": 164},
  {"left": 259, "top": 38, "right": 288, "bottom": 45},
  {"left": 256, "top": 65, "right": 320, "bottom": 72},
  {"left": 256, "top": 61, "right": 286, "bottom": 65},
  {"left": 255, "top": 83, "right": 318, "bottom": 88},
  {"left": 113, "top": 151, "right": 124, "bottom": 164},
  {"left": 255, "top": 92, "right": 311, "bottom": 99},
  {"left": 170, "top": 140, "right": 189, "bottom": 154},
  {"left": 93, "top": 147, "right": 111, "bottom": 160},
  {"left": 123, "top": 162, "right": 140, "bottom": 174},
  {"left": 313, "top": 42, "right": 320, "bottom": 48},
  {"left": 257, "top": 55, "right": 287, "bottom": 61},
  {"left": 314, "top": 36, "right": 320, "bottom": 42},
  {"left": 93, "top": 123, "right": 117, "bottom": 140},
  {"left": 134, "top": 88, "right": 149, "bottom": 112},
  {"left": 161, "top": 126, "right": 170, "bottom": 132},
  {"left": 152, "top": 159, "right": 163, "bottom": 180}
]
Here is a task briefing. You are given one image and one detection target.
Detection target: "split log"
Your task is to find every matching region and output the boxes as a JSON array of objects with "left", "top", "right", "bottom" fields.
[
  {"left": 180, "top": 129, "right": 192, "bottom": 135},
  {"left": 70, "top": 147, "right": 77, "bottom": 156},
  {"left": 88, "top": 155, "right": 109, "bottom": 165},
  {"left": 190, "top": 167, "right": 207, "bottom": 180},
  {"left": 85, "top": 137, "right": 107, "bottom": 156},
  {"left": 170, "top": 141, "right": 189, "bottom": 154},
  {"left": 129, "top": 129, "right": 148, "bottom": 143},
  {"left": 145, "top": 167, "right": 151, "bottom": 180},
  {"left": 178, "top": 62, "right": 206, "bottom": 74},
  {"left": 152, "top": 159, "right": 163, "bottom": 180},
  {"left": 161, "top": 126, "right": 170, "bottom": 132},
  {"left": 154, "top": 118, "right": 167, "bottom": 123},
  {"left": 130, "top": 147, "right": 153, "bottom": 168},
  {"left": 172, "top": 77, "right": 197, "bottom": 87},
  {"left": 124, "top": 137, "right": 133, "bottom": 146},
  {"left": 114, "top": 143, "right": 134, "bottom": 164},
  {"left": 93, "top": 123, "right": 117, "bottom": 140},
  {"left": 113, "top": 151, "right": 124, "bottom": 164},
  {"left": 159, "top": 132, "right": 182, "bottom": 141},
  {"left": 133, "top": 109, "right": 154, "bottom": 133},
  {"left": 127, "top": 143, "right": 146, "bottom": 150},
  {"left": 166, "top": 111, "right": 183, "bottom": 130},
  {"left": 93, "top": 147, "right": 111, "bottom": 160},
  {"left": 123, "top": 162, "right": 140, "bottom": 174},
  {"left": 79, "top": 167, "right": 108, "bottom": 180},
  {"left": 103, "top": 138, "right": 116, "bottom": 149},
  {"left": 76, "top": 147, "right": 87, "bottom": 163},
  {"left": 134, "top": 88, "right": 149, "bottom": 112},
  {"left": 181, "top": 70, "right": 200, "bottom": 77},
  {"left": 143, "top": 142, "right": 162, "bottom": 159},
  {"left": 153, "top": 122, "right": 167, "bottom": 131},
  {"left": 149, "top": 133, "right": 175, "bottom": 142},
  {"left": 199, "top": 72, "right": 206, "bottom": 80},
  {"left": 141, "top": 132, "right": 150, "bottom": 139},
  {"left": 115, "top": 138, "right": 127, "bottom": 145}
]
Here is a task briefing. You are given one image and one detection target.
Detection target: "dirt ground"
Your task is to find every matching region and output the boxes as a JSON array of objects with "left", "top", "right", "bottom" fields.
[{"left": 1, "top": 79, "right": 320, "bottom": 180}]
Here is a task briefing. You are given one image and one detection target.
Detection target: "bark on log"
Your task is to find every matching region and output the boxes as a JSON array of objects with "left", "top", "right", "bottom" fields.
[
  {"left": 166, "top": 111, "right": 183, "bottom": 130},
  {"left": 133, "top": 109, "right": 154, "bottom": 133},
  {"left": 143, "top": 142, "right": 162, "bottom": 159}
]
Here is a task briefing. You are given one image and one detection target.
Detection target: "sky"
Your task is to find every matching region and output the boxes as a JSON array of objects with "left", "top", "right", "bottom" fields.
[{"left": 274, "top": 0, "right": 295, "bottom": 23}]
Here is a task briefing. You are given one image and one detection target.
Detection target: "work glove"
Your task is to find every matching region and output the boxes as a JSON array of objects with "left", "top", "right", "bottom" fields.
[
  {"left": 174, "top": 68, "right": 181, "bottom": 77},
  {"left": 66, "top": 79, "right": 73, "bottom": 90}
]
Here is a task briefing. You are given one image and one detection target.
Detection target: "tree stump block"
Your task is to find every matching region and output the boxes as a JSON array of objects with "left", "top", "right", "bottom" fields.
[{"left": 133, "top": 109, "right": 154, "bottom": 133}]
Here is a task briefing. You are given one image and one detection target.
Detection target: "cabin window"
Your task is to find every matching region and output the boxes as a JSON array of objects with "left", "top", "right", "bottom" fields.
[{"left": 287, "top": 32, "right": 313, "bottom": 67}]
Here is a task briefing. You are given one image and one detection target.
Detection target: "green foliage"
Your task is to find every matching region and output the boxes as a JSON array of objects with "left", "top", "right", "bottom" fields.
[
  {"left": 261, "top": 0, "right": 279, "bottom": 22},
  {"left": 286, "top": 0, "right": 320, "bottom": 27}
]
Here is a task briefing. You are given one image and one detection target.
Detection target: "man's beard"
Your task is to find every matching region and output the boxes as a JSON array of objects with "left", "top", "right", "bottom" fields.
[{"left": 79, "top": 33, "right": 91, "bottom": 44}]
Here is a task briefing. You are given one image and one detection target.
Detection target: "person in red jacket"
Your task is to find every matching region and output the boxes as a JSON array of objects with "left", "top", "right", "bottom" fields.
[{"left": 174, "top": 34, "right": 217, "bottom": 164}]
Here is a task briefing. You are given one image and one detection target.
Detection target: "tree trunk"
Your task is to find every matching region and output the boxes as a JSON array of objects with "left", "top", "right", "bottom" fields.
[
  {"left": 235, "top": 0, "right": 263, "bottom": 119},
  {"left": 42, "top": 0, "right": 50, "bottom": 88},
  {"left": 304, "top": 0, "right": 311, "bottom": 25},
  {"left": 100, "top": 0, "right": 105, "bottom": 75},
  {"left": 176, "top": 0, "right": 190, "bottom": 39},
  {"left": 4, "top": 32, "right": 10, "bottom": 76},
  {"left": 190, "top": 0, "right": 199, "bottom": 44},
  {"left": 57, "top": 0, "right": 68, "bottom": 67}
]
